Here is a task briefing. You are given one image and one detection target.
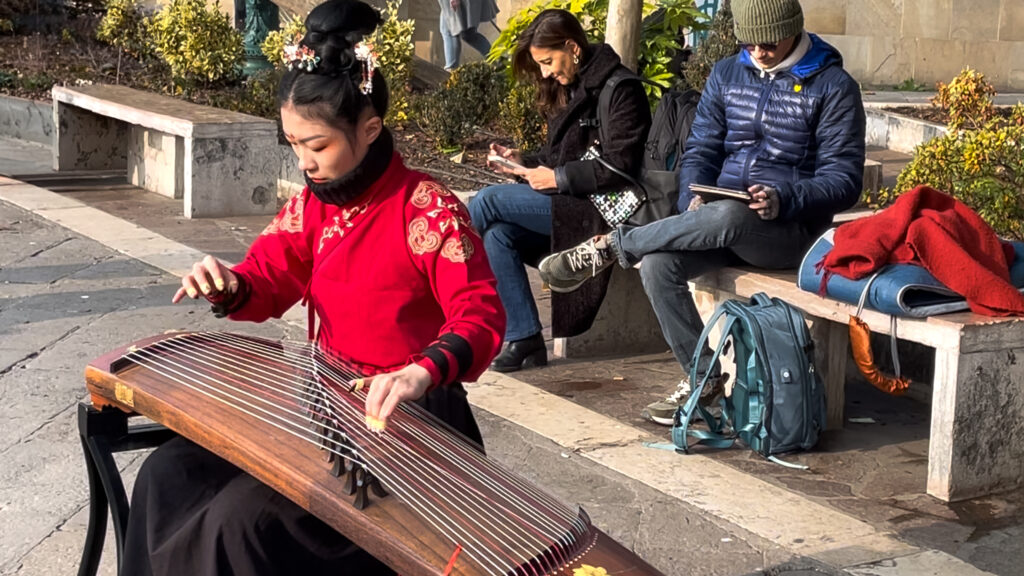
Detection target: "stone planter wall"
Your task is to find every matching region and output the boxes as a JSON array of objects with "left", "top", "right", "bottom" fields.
[
  {"left": 864, "top": 106, "right": 948, "bottom": 155},
  {"left": 0, "top": 95, "right": 53, "bottom": 146}
]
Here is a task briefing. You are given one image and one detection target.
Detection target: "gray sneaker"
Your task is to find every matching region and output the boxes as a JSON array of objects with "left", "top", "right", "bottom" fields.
[
  {"left": 642, "top": 374, "right": 728, "bottom": 426},
  {"left": 538, "top": 236, "right": 616, "bottom": 293}
]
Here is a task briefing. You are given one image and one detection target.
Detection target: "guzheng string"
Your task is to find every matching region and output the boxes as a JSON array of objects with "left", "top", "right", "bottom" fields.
[{"left": 120, "top": 331, "right": 590, "bottom": 576}]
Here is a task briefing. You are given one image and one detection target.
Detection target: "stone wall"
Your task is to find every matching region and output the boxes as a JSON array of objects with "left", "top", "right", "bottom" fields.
[
  {"left": 804, "top": 0, "right": 1024, "bottom": 90},
  {"left": 0, "top": 96, "right": 53, "bottom": 146}
]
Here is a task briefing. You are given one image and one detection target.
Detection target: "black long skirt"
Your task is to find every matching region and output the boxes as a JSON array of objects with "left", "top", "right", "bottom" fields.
[{"left": 121, "top": 383, "right": 483, "bottom": 576}]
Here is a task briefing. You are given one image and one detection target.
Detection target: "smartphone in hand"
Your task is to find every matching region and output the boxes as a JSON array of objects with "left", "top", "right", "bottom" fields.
[{"left": 487, "top": 154, "right": 525, "bottom": 172}]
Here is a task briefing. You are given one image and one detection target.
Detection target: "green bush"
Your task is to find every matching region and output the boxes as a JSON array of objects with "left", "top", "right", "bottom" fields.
[
  {"left": 149, "top": 0, "right": 243, "bottom": 86},
  {"left": 204, "top": 68, "right": 284, "bottom": 121},
  {"left": 487, "top": 0, "right": 704, "bottom": 105},
  {"left": 261, "top": 13, "right": 305, "bottom": 67},
  {"left": 931, "top": 67, "right": 996, "bottom": 131},
  {"left": 446, "top": 61, "right": 508, "bottom": 127},
  {"left": 96, "top": 0, "right": 150, "bottom": 59},
  {"left": 681, "top": 0, "right": 737, "bottom": 93},
  {"left": 875, "top": 70, "right": 1024, "bottom": 240},
  {"left": 412, "top": 61, "right": 508, "bottom": 152},
  {"left": 412, "top": 90, "right": 473, "bottom": 153},
  {"left": 498, "top": 80, "right": 547, "bottom": 152},
  {"left": 371, "top": 0, "right": 415, "bottom": 126}
]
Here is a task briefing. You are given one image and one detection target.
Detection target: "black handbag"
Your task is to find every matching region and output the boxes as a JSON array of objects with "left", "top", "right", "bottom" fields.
[{"left": 585, "top": 69, "right": 680, "bottom": 228}]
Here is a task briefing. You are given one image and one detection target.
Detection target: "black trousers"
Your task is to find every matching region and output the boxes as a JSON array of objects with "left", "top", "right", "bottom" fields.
[{"left": 122, "top": 383, "right": 483, "bottom": 576}]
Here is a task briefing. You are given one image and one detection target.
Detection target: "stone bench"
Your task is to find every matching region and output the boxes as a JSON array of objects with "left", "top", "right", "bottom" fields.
[
  {"left": 691, "top": 266, "right": 1024, "bottom": 502},
  {"left": 52, "top": 84, "right": 278, "bottom": 218}
]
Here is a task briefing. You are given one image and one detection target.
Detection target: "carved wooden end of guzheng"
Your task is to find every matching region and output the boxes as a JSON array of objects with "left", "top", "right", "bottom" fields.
[{"left": 84, "top": 331, "right": 665, "bottom": 576}]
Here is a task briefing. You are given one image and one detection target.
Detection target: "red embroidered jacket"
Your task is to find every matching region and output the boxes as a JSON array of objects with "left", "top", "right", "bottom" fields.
[{"left": 228, "top": 154, "right": 506, "bottom": 387}]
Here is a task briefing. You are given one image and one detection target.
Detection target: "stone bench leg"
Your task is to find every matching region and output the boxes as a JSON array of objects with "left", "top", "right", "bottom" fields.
[
  {"left": 554, "top": 266, "right": 667, "bottom": 358},
  {"left": 53, "top": 102, "right": 128, "bottom": 171},
  {"left": 809, "top": 319, "right": 849, "bottom": 431},
  {"left": 127, "top": 127, "right": 184, "bottom": 200},
  {"left": 928, "top": 342, "right": 1024, "bottom": 501},
  {"left": 183, "top": 136, "right": 279, "bottom": 219}
]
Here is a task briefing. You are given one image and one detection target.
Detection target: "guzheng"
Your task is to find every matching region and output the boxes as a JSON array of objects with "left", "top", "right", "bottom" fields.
[{"left": 85, "top": 331, "right": 665, "bottom": 576}]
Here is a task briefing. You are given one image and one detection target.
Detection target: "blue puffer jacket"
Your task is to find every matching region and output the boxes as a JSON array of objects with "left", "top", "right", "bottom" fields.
[{"left": 678, "top": 34, "right": 866, "bottom": 228}]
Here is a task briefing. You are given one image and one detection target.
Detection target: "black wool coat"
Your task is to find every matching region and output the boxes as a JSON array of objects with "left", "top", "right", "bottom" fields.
[{"left": 524, "top": 43, "right": 652, "bottom": 338}]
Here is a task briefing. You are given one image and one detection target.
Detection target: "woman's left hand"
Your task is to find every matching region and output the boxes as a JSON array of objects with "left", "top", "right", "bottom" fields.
[
  {"left": 521, "top": 166, "right": 557, "bottom": 191},
  {"left": 361, "top": 363, "right": 433, "bottom": 426}
]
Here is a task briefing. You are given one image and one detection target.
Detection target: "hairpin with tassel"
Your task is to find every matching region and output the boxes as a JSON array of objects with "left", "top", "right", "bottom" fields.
[{"left": 353, "top": 40, "right": 378, "bottom": 95}]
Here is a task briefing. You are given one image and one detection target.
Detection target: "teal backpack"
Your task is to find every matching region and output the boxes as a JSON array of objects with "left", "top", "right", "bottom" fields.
[{"left": 672, "top": 293, "right": 826, "bottom": 466}]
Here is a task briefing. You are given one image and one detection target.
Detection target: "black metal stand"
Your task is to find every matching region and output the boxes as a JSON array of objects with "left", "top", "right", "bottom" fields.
[{"left": 77, "top": 403, "right": 176, "bottom": 576}]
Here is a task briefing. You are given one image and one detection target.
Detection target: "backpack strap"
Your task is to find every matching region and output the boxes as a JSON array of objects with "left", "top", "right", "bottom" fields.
[
  {"left": 594, "top": 68, "right": 641, "bottom": 148},
  {"left": 671, "top": 305, "right": 740, "bottom": 453}
]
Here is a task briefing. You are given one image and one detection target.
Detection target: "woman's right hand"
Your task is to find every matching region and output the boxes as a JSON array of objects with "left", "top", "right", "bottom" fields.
[
  {"left": 488, "top": 143, "right": 523, "bottom": 174},
  {"left": 172, "top": 255, "right": 239, "bottom": 304}
]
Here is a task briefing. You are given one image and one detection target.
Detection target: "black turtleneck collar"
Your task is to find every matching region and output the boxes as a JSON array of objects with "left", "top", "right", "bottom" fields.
[{"left": 305, "top": 127, "right": 395, "bottom": 206}]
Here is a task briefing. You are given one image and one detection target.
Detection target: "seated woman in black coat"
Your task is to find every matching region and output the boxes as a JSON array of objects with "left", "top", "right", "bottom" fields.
[{"left": 468, "top": 9, "right": 651, "bottom": 372}]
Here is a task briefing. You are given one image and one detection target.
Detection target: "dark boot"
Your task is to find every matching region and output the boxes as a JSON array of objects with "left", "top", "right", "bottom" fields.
[{"left": 490, "top": 333, "right": 547, "bottom": 373}]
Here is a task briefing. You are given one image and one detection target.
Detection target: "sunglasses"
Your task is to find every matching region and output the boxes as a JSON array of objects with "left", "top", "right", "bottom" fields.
[{"left": 739, "top": 42, "right": 779, "bottom": 52}]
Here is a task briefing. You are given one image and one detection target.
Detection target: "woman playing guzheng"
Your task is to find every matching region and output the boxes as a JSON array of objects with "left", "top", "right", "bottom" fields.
[{"left": 122, "top": 1, "right": 506, "bottom": 573}]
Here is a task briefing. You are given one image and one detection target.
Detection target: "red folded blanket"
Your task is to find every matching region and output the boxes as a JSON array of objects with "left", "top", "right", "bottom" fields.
[{"left": 821, "top": 185, "right": 1024, "bottom": 317}]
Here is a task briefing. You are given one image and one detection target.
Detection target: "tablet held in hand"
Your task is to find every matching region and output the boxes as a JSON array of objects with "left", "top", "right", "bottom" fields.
[{"left": 688, "top": 183, "right": 753, "bottom": 203}]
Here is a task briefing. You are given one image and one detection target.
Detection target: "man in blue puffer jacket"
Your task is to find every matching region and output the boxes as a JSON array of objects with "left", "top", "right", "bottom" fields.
[{"left": 538, "top": 0, "right": 865, "bottom": 424}]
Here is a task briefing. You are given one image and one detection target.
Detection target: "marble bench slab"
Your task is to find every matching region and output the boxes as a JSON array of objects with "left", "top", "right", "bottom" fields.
[{"left": 52, "top": 84, "right": 279, "bottom": 218}]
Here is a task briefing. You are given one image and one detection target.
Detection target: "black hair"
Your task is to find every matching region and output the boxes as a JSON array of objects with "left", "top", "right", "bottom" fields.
[{"left": 277, "top": 0, "right": 389, "bottom": 131}]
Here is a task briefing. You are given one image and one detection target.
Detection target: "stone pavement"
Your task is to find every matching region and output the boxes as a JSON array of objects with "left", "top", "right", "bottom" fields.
[{"left": 1, "top": 115, "right": 1023, "bottom": 576}]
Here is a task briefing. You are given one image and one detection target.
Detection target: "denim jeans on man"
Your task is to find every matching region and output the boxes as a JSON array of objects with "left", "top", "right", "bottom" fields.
[
  {"left": 441, "top": 24, "right": 491, "bottom": 71},
  {"left": 468, "top": 183, "right": 552, "bottom": 341},
  {"left": 610, "top": 200, "right": 820, "bottom": 377}
]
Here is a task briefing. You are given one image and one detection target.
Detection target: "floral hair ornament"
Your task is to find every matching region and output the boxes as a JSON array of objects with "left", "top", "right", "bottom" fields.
[
  {"left": 283, "top": 37, "right": 320, "bottom": 72},
  {"left": 353, "top": 40, "right": 378, "bottom": 95}
]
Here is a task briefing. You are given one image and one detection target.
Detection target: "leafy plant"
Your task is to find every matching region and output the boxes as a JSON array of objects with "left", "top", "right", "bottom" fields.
[
  {"left": 932, "top": 67, "right": 996, "bottom": 132},
  {"left": 894, "top": 77, "right": 928, "bottom": 92},
  {"left": 149, "top": 0, "right": 243, "bottom": 87},
  {"left": 204, "top": 68, "right": 284, "bottom": 121},
  {"left": 261, "top": 13, "right": 305, "bottom": 67},
  {"left": 412, "top": 61, "right": 509, "bottom": 152},
  {"left": 96, "top": 0, "right": 151, "bottom": 59},
  {"left": 681, "top": 0, "right": 737, "bottom": 93},
  {"left": 498, "top": 80, "right": 547, "bottom": 152},
  {"left": 371, "top": 0, "right": 415, "bottom": 126},
  {"left": 873, "top": 70, "right": 1024, "bottom": 240},
  {"left": 487, "top": 0, "right": 704, "bottom": 105},
  {"left": 412, "top": 90, "right": 474, "bottom": 153},
  {"left": 637, "top": 0, "right": 705, "bottom": 100}
]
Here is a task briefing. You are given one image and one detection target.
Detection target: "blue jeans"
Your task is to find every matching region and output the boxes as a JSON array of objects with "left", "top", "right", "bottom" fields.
[
  {"left": 612, "top": 200, "right": 818, "bottom": 375},
  {"left": 441, "top": 24, "right": 491, "bottom": 71},
  {"left": 468, "top": 183, "right": 552, "bottom": 341}
]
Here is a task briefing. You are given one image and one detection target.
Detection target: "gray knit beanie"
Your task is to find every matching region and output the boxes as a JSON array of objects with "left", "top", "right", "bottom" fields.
[{"left": 732, "top": 0, "right": 804, "bottom": 45}]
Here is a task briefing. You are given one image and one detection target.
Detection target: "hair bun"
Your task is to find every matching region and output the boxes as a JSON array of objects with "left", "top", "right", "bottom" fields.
[{"left": 302, "top": 0, "right": 381, "bottom": 76}]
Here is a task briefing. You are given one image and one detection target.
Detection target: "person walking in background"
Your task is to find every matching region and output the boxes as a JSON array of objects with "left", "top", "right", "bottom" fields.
[
  {"left": 439, "top": 0, "right": 499, "bottom": 71},
  {"left": 539, "top": 0, "right": 866, "bottom": 424},
  {"left": 468, "top": 9, "right": 651, "bottom": 373}
]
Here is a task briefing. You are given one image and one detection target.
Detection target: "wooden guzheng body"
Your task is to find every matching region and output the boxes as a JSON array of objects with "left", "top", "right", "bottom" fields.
[{"left": 85, "top": 331, "right": 665, "bottom": 576}]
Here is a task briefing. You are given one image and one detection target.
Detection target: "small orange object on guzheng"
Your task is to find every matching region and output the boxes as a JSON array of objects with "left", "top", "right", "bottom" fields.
[{"left": 85, "top": 331, "right": 665, "bottom": 576}]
